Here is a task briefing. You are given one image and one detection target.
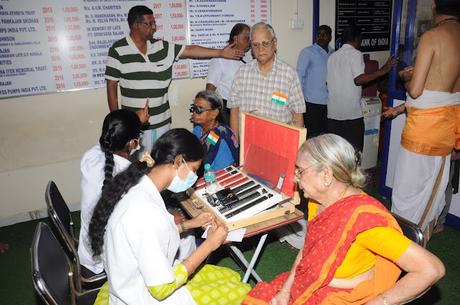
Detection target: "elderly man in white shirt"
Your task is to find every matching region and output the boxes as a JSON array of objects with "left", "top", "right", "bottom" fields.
[{"left": 228, "top": 22, "right": 305, "bottom": 142}]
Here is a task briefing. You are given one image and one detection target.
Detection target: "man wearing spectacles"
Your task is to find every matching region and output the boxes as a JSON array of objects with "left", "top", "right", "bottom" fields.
[
  {"left": 228, "top": 22, "right": 306, "bottom": 250},
  {"left": 228, "top": 22, "right": 306, "bottom": 142},
  {"left": 106, "top": 5, "right": 244, "bottom": 151}
]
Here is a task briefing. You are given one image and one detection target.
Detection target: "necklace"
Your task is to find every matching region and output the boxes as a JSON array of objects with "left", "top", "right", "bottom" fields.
[{"left": 435, "top": 17, "right": 458, "bottom": 27}]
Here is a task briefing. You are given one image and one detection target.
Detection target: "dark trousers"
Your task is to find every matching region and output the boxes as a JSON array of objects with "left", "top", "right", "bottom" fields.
[
  {"left": 327, "top": 117, "right": 364, "bottom": 152},
  {"left": 303, "top": 101, "right": 327, "bottom": 139},
  {"left": 222, "top": 99, "right": 230, "bottom": 125}
]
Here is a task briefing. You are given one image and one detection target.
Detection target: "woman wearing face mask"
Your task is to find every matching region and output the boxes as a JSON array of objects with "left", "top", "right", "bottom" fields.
[
  {"left": 79, "top": 109, "right": 143, "bottom": 275},
  {"left": 89, "top": 128, "right": 250, "bottom": 305},
  {"left": 79, "top": 111, "right": 205, "bottom": 276},
  {"left": 191, "top": 90, "right": 239, "bottom": 171}
]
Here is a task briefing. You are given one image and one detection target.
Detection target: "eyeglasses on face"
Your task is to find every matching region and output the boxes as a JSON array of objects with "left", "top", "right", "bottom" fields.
[
  {"left": 251, "top": 39, "right": 274, "bottom": 50},
  {"left": 294, "top": 164, "right": 314, "bottom": 180},
  {"left": 178, "top": 157, "right": 199, "bottom": 174},
  {"left": 137, "top": 20, "right": 156, "bottom": 27},
  {"left": 189, "top": 104, "right": 213, "bottom": 114}
]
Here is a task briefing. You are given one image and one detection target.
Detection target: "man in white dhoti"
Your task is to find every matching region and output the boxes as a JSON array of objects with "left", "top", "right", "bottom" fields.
[{"left": 384, "top": 0, "right": 460, "bottom": 240}]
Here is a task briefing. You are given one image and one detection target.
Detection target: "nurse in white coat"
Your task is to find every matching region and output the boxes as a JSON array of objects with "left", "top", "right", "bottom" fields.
[
  {"left": 79, "top": 110, "right": 141, "bottom": 274},
  {"left": 89, "top": 128, "right": 250, "bottom": 305},
  {"left": 79, "top": 110, "right": 200, "bottom": 275}
]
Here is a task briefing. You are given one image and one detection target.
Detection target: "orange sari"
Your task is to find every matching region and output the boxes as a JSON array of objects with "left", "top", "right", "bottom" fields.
[{"left": 243, "top": 194, "right": 402, "bottom": 305}]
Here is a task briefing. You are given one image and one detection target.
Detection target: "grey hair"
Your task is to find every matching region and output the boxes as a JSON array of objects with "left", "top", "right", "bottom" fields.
[
  {"left": 297, "top": 134, "right": 366, "bottom": 188},
  {"left": 251, "top": 22, "right": 276, "bottom": 38},
  {"left": 194, "top": 90, "right": 225, "bottom": 123}
]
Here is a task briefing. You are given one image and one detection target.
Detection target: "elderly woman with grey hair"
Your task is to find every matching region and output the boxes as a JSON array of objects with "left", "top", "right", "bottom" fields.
[
  {"left": 244, "top": 134, "right": 445, "bottom": 305},
  {"left": 191, "top": 90, "right": 239, "bottom": 171}
]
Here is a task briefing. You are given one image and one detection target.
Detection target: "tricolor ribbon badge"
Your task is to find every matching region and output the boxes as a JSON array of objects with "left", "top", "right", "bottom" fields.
[
  {"left": 271, "top": 91, "right": 288, "bottom": 106},
  {"left": 206, "top": 131, "right": 220, "bottom": 145}
]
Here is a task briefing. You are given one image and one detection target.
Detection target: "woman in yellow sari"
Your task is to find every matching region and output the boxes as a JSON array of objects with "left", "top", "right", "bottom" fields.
[{"left": 243, "top": 134, "right": 445, "bottom": 305}]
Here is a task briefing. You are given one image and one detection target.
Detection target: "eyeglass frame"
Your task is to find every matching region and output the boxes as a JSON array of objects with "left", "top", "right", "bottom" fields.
[
  {"left": 251, "top": 38, "right": 275, "bottom": 50},
  {"left": 175, "top": 157, "right": 197, "bottom": 174},
  {"left": 294, "top": 164, "right": 316, "bottom": 181},
  {"left": 189, "top": 104, "right": 214, "bottom": 114},
  {"left": 137, "top": 20, "right": 156, "bottom": 27}
]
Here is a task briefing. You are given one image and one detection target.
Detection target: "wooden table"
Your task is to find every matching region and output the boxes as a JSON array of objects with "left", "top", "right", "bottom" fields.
[{"left": 181, "top": 198, "right": 304, "bottom": 283}]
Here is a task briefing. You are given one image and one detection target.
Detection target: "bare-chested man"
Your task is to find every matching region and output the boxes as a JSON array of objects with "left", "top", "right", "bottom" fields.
[{"left": 384, "top": 0, "right": 460, "bottom": 240}]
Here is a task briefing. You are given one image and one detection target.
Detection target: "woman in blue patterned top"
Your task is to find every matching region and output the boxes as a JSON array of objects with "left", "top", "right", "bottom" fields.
[{"left": 191, "top": 90, "right": 239, "bottom": 171}]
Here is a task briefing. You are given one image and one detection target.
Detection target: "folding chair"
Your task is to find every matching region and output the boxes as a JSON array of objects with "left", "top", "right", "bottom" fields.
[
  {"left": 45, "top": 181, "right": 106, "bottom": 291},
  {"left": 31, "top": 222, "right": 99, "bottom": 305},
  {"left": 392, "top": 213, "right": 425, "bottom": 246}
]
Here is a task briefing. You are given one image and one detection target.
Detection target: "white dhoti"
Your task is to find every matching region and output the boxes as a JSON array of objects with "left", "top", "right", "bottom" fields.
[
  {"left": 391, "top": 90, "right": 459, "bottom": 232},
  {"left": 391, "top": 147, "right": 451, "bottom": 231},
  {"left": 141, "top": 123, "right": 171, "bottom": 152}
]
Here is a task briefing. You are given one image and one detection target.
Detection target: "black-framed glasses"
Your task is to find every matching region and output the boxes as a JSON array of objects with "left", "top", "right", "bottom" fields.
[{"left": 189, "top": 104, "right": 213, "bottom": 114}]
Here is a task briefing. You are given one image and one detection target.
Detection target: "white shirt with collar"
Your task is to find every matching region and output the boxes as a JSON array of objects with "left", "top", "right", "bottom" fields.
[
  {"left": 78, "top": 144, "right": 131, "bottom": 274},
  {"left": 327, "top": 43, "right": 365, "bottom": 120},
  {"left": 103, "top": 176, "right": 196, "bottom": 305},
  {"left": 206, "top": 52, "right": 252, "bottom": 100}
]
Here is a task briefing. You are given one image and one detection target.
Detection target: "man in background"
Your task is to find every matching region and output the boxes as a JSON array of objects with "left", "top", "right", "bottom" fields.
[
  {"left": 327, "top": 25, "right": 397, "bottom": 151},
  {"left": 206, "top": 23, "right": 252, "bottom": 123},
  {"left": 106, "top": 5, "right": 243, "bottom": 151},
  {"left": 228, "top": 22, "right": 306, "bottom": 249},
  {"left": 296, "top": 25, "right": 333, "bottom": 138},
  {"left": 228, "top": 22, "right": 305, "bottom": 142}
]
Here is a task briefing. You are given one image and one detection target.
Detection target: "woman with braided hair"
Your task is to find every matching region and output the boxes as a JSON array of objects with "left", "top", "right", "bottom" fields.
[
  {"left": 78, "top": 109, "right": 143, "bottom": 275},
  {"left": 80, "top": 112, "right": 212, "bottom": 277},
  {"left": 89, "top": 128, "right": 250, "bottom": 305}
]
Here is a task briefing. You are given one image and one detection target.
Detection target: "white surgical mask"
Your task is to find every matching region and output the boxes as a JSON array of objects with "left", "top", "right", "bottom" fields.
[
  {"left": 167, "top": 160, "right": 198, "bottom": 193},
  {"left": 129, "top": 142, "right": 141, "bottom": 156}
]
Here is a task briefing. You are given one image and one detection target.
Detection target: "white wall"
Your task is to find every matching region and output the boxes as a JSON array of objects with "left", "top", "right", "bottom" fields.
[{"left": 0, "top": 0, "right": 390, "bottom": 226}]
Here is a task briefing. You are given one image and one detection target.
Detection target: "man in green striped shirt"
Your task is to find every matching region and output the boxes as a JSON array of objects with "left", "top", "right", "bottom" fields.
[{"left": 106, "top": 5, "right": 244, "bottom": 151}]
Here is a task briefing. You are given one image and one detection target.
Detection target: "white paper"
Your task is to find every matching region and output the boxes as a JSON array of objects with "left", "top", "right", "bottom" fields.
[{"left": 201, "top": 226, "right": 246, "bottom": 242}]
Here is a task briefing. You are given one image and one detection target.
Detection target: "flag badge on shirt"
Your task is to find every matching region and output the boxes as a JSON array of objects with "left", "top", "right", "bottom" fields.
[
  {"left": 206, "top": 131, "right": 220, "bottom": 145},
  {"left": 271, "top": 91, "right": 288, "bottom": 106}
]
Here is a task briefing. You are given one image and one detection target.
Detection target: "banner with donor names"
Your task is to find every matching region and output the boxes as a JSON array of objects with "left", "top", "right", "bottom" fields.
[
  {"left": 187, "top": 0, "right": 271, "bottom": 77},
  {"left": 0, "top": 0, "right": 189, "bottom": 99}
]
